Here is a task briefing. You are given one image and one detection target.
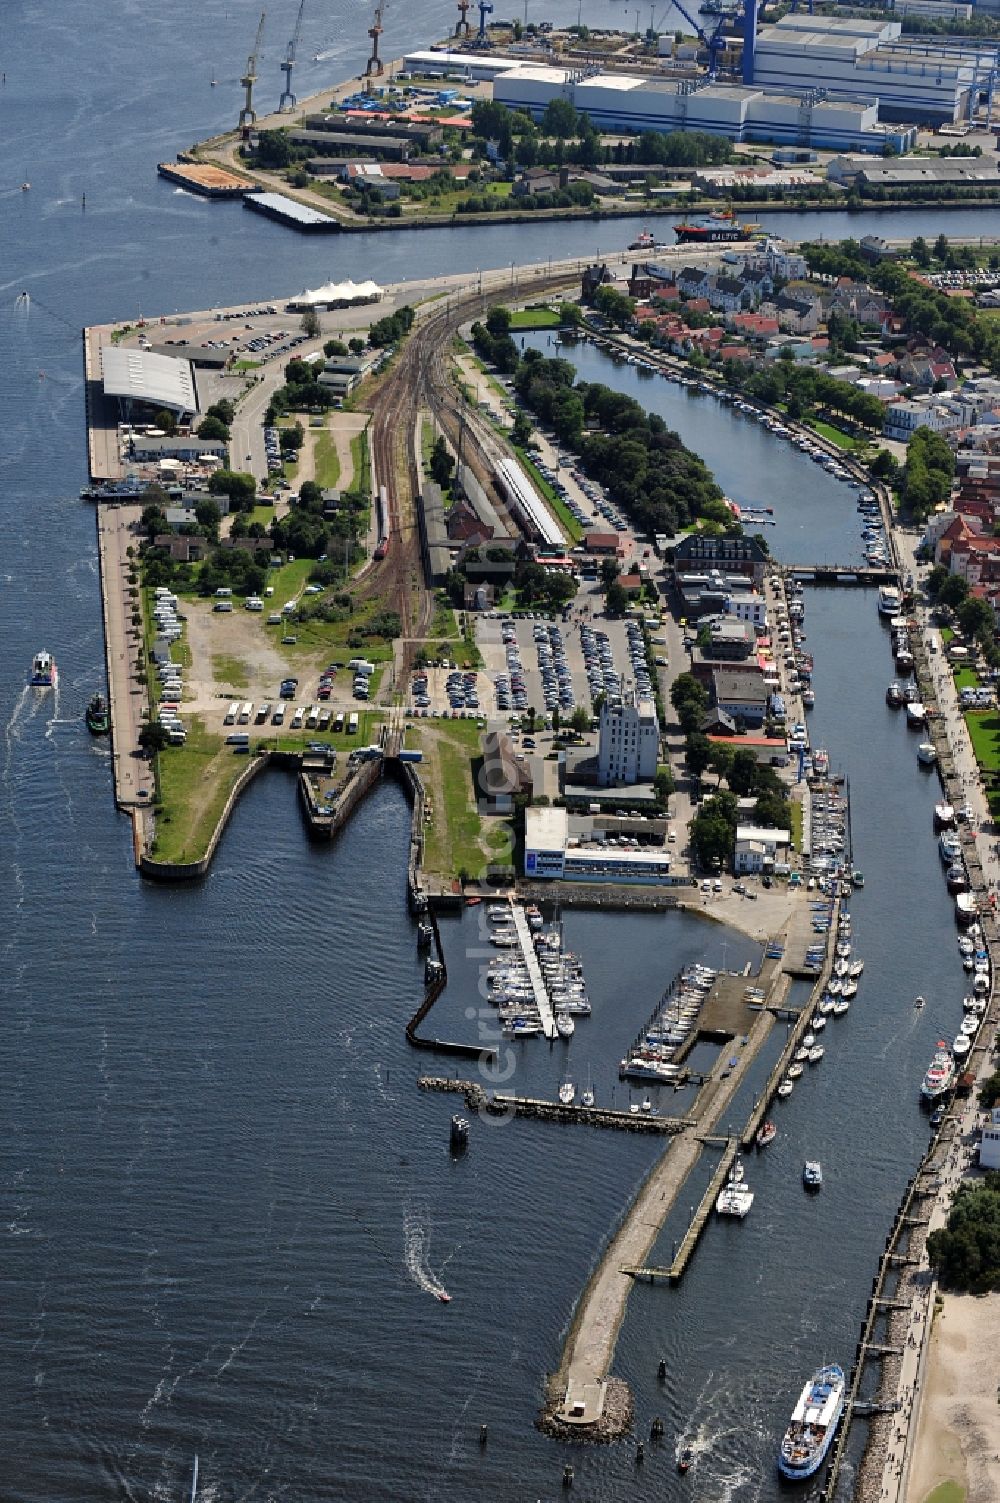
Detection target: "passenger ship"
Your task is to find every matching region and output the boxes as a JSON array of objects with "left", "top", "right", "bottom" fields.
[{"left": 777, "top": 1364, "right": 845, "bottom": 1480}]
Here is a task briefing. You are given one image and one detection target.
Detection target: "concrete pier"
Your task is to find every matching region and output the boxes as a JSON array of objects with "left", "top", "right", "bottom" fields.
[
  {"left": 94, "top": 503, "right": 155, "bottom": 827},
  {"left": 507, "top": 900, "right": 556, "bottom": 1040}
]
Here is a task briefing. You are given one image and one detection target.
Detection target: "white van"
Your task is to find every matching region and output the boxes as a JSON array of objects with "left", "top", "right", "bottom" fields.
[
  {"left": 224, "top": 702, "right": 239, "bottom": 725},
  {"left": 271, "top": 704, "right": 286, "bottom": 725},
  {"left": 291, "top": 706, "right": 305, "bottom": 729},
  {"left": 306, "top": 705, "right": 320, "bottom": 729},
  {"left": 238, "top": 702, "right": 253, "bottom": 724},
  {"left": 281, "top": 600, "right": 297, "bottom": 616}
]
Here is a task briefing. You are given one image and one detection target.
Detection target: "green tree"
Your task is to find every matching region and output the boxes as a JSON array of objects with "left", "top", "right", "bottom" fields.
[
  {"left": 300, "top": 307, "right": 321, "bottom": 339},
  {"left": 196, "top": 414, "right": 229, "bottom": 442},
  {"left": 349, "top": 337, "right": 365, "bottom": 356},
  {"left": 324, "top": 338, "right": 348, "bottom": 358},
  {"left": 933, "top": 232, "right": 950, "bottom": 261},
  {"left": 541, "top": 97, "right": 578, "bottom": 138},
  {"left": 685, "top": 732, "right": 712, "bottom": 775},
  {"left": 429, "top": 436, "right": 455, "bottom": 489},
  {"left": 910, "top": 235, "right": 931, "bottom": 267},
  {"left": 512, "top": 409, "right": 533, "bottom": 448},
  {"left": 208, "top": 469, "right": 256, "bottom": 510},
  {"left": 138, "top": 722, "right": 171, "bottom": 751},
  {"left": 255, "top": 129, "right": 293, "bottom": 168},
  {"left": 194, "top": 498, "right": 222, "bottom": 541},
  {"left": 729, "top": 748, "right": 760, "bottom": 797},
  {"left": 485, "top": 305, "right": 512, "bottom": 338},
  {"left": 606, "top": 581, "right": 629, "bottom": 617},
  {"left": 570, "top": 705, "right": 591, "bottom": 735},
  {"left": 958, "top": 595, "right": 995, "bottom": 640},
  {"left": 653, "top": 767, "right": 674, "bottom": 805},
  {"left": 938, "top": 573, "right": 970, "bottom": 610},
  {"left": 153, "top": 408, "right": 178, "bottom": 435}
]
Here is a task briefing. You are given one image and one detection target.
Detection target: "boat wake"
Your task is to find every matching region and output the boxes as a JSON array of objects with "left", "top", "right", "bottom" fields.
[
  {"left": 402, "top": 1200, "right": 452, "bottom": 1303},
  {"left": 675, "top": 1370, "right": 761, "bottom": 1499}
]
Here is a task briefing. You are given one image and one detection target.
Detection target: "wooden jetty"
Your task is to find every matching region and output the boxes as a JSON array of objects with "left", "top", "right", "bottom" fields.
[{"left": 621, "top": 1138, "right": 738, "bottom": 1285}]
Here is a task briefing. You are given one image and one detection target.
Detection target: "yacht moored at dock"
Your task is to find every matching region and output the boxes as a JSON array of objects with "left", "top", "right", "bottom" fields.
[
  {"left": 777, "top": 1364, "right": 845, "bottom": 1480},
  {"left": 921, "top": 1042, "right": 956, "bottom": 1102},
  {"left": 877, "top": 585, "right": 902, "bottom": 618}
]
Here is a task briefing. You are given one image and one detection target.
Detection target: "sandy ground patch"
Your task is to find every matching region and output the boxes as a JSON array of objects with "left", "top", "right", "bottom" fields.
[{"left": 907, "top": 1292, "right": 1000, "bottom": 1503}]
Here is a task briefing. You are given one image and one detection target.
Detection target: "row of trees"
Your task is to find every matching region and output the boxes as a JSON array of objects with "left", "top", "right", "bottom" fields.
[
  {"left": 468, "top": 99, "right": 734, "bottom": 173},
  {"left": 458, "top": 181, "right": 596, "bottom": 215},
  {"left": 718, "top": 357, "right": 888, "bottom": 436},
  {"left": 925, "top": 564, "right": 999, "bottom": 667},
  {"left": 509, "top": 347, "right": 726, "bottom": 538}
]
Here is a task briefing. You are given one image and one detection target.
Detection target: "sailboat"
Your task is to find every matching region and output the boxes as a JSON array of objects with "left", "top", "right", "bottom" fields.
[
  {"left": 581, "top": 1064, "right": 595, "bottom": 1109},
  {"left": 189, "top": 1456, "right": 199, "bottom": 1503}
]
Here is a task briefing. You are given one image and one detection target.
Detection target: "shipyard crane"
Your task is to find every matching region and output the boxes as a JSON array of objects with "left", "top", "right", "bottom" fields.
[
  {"left": 476, "top": 0, "right": 494, "bottom": 46},
  {"left": 456, "top": 0, "right": 472, "bottom": 38},
  {"left": 279, "top": 0, "right": 306, "bottom": 111},
  {"left": 661, "top": 0, "right": 744, "bottom": 79},
  {"left": 365, "top": 0, "right": 389, "bottom": 79},
  {"left": 239, "top": 10, "right": 267, "bottom": 137}
]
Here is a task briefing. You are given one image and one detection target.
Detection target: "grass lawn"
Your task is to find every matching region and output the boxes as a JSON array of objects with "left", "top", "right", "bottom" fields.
[
  {"left": 313, "top": 428, "right": 341, "bottom": 490},
  {"left": 923, "top": 1483, "right": 966, "bottom": 1503},
  {"left": 417, "top": 721, "right": 489, "bottom": 880},
  {"left": 211, "top": 653, "right": 251, "bottom": 691},
  {"left": 964, "top": 709, "right": 1000, "bottom": 775},
  {"left": 350, "top": 429, "right": 372, "bottom": 496},
  {"left": 269, "top": 557, "right": 315, "bottom": 603},
  {"left": 421, "top": 417, "right": 435, "bottom": 475},
  {"left": 953, "top": 666, "right": 978, "bottom": 691},
  {"left": 246, "top": 503, "right": 276, "bottom": 528},
  {"left": 152, "top": 716, "right": 249, "bottom": 865},
  {"left": 789, "top": 797, "right": 804, "bottom": 853},
  {"left": 941, "top": 626, "right": 955, "bottom": 645},
  {"left": 509, "top": 305, "right": 561, "bottom": 330},
  {"left": 231, "top": 359, "right": 261, "bottom": 373},
  {"left": 513, "top": 444, "right": 584, "bottom": 544},
  {"left": 805, "top": 418, "right": 862, "bottom": 452}
]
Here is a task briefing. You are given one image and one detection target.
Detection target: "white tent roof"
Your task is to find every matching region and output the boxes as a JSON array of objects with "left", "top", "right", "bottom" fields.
[
  {"left": 101, "top": 346, "right": 197, "bottom": 414},
  {"left": 292, "top": 279, "right": 383, "bottom": 305}
]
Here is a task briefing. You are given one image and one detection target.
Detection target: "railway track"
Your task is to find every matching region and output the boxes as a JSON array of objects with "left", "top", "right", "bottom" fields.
[{"left": 363, "top": 267, "right": 579, "bottom": 674}]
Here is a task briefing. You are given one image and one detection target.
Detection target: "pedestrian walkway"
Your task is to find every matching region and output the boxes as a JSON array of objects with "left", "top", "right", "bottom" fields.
[{"left": 509, "top": 901, "right": 556, "bottom": 1040}]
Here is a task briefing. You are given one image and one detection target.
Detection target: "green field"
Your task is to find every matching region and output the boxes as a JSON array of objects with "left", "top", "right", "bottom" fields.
[
  {"left": 805, "top": 418, "right": 861, "bottom": 452},
  {"left": 953, "top": 666, "right": 978, "bottom": 691},
  {"left": 313, "top": 428, "right": 341, "bottom": 489},
  {"left": 152, "top": 716, "right": 249, "bottom": 865},
  {"left": 211, "top": 653, "right": 251, "bottom": 691},
  {"left": 923, "top": 1483, "right": 966, "bottom": 1503},
  {"left": 416, "top": 720, "right": 491, "bottom": 880},
  {"left": 350, "top": 428, "right": 372, "bottom": 496},
  {"left": 963, "top": 709, "right": 1000, "bottom": 773},
  {"left": 509, "top": 305, "right": 561, "bottom": 330}
]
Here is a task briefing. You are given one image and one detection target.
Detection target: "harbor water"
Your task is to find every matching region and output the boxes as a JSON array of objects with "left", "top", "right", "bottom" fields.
[{"left": 0, "top": 2, "right": 990, "bottom": 1498}]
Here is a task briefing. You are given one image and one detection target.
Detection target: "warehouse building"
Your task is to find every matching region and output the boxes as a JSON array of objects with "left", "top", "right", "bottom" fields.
[
  {"left": 493, "top": 64, "right": 912, "bottom": 152},
  {"left": 523, "top": 806, "right": 675, "bottom": 885},
  {"left": 402, "top": 49, "right": 525, "bottom": 83},
  {"left": 828, "top": 154, "right": 999, "bottom": 189},
  {"left": 418, "top": 480, "right": 452, "bottom": 587},
  {"left": 751, "top": 14, "right": 995, "bottom": 124},
  {"left": 101, "top": 347, "right": 198, "bottom": 421}
]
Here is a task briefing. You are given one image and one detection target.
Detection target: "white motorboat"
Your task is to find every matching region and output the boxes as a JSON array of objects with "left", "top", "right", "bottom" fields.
[
  {"left": 777, "top": 1079, "right": 795, "bottom": 1098},
  {"left": 794, "top": 1047, "right": 810, "bottom": 1063},
  {"left": 811, "top": 1015, "right": 827, "bottom": 1033},
  {"left": 960, "top": 1014, "right": 980, "bottom": 1036},
  {"left": 558, "top": 1081, "right": 576, "bottom": 1105},
  {"left": 581, "top": 1087, "right": 595, "bottom": 1108},
  {"left": 848, "top": 960, "right": 864, "bottom": 978},
  {"left": 833, "top": 999, "right": 850, "bottom": 1017},
  {"left": 556, "top": 1014, "right": 575, "bottom": 1039},
  {"left": 803, "top": 1033, "right": 816, "bottom": 1049},
  {"left": 788, "top": 1062, "right": 805, "bottom": 1079},
  {"left": 934, "top": 803, "right": 956, "bottom": 830},
  {"left": 905, "top": 702, "right": 926, "bottom": 728},
  {"left": 841, "top": 980, "right": 858, "bottom": 999},
  {"left": 914, "top": 994, "right": 926, "bottom": 1010},
  {"left": 819, "top": 997, "right": 836, "bottom": 1015},
  {"left": 808, "top": 1045, "right": 825, "bottom": 1063},
  {"left": 827, "top": 978, "right": 843, "bottom": 996},
  {"left": 716, "top": 1183, "right": 755, "bottom": 1217},
  {"left": 917, "top": 742, "right": 937, "bottom": 766},
  {"left": 953, "top": 1033, "right": 971, "bottom": 1058}
]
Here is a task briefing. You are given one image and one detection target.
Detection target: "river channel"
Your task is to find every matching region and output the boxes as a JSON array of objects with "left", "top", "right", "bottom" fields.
[{"left": 0, "top": 0, "right": 991, "bottom": 1497}]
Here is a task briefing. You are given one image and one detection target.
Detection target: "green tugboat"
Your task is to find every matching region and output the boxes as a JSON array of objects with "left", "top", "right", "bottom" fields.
[{"left": 85, "top": 691, "right": 110, "bottom": 735}]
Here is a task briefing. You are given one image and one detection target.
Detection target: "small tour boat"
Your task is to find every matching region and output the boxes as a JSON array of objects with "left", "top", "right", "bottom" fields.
[
  {"left": 30, "top": 650, "right": 56, "bottom": 687},
  {"left": 85, "top": 691, "right": 110, "bottom": 734}
]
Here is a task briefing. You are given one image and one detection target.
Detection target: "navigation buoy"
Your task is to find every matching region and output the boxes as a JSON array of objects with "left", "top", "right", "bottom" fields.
[{"left": 479, "top": 1424, "right": 488, "bottom": 1446}]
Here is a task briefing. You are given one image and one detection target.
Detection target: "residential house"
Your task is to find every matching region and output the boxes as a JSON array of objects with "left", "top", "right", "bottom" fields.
[
  {"left": 152, "top": 533, "right": 206, "bottom": 563},
  {"left": 581, "top": 263, "right": 612, "bottom": 303},
  {"left": 726, "top": 311, "right": 780, "bottom": 341},
  {"left": 708, "top": 277, "right": 755, "bottom": 315},
  {"left": 934, "top": 513, "right": 982, "bottom": 571},
  {"left": 775, "top": 291, "right": 821, "bottom": 334},
  {"left": 897, "top": 352, "right": 958, "bottom": 390},
  {"left": 883, "top": 397, "right": 959, "bottom": 441},
  {"left": 734, "top": 823, "right": 791, "bottom": 874},
  {"left": 676, "top": 265, "right": 713, "bottom": 299}
]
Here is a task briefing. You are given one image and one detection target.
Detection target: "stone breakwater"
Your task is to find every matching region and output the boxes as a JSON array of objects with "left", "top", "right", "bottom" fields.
[{"left": 538, "top": 1377, "right": 634, "bottom": 1444}]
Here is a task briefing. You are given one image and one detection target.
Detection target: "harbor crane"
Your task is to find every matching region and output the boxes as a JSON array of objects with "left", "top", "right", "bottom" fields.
[
  {"left": 365, "top": 0, "right": 389, "bottom": 79},
  {"left": 278, "top": 0, "right": 306, "bottom": 111},
  {"left": 239, "top": 10, "right": 267, "bottom": 137},
  {"left": 476, "top": 0, "right": 493, "bottom": 46},
  {"left": 456, "top": 0, "right": 472, "bottom": 37},
  {"left": 659, "top": 0, "right": 744, "bottom": 79}
]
